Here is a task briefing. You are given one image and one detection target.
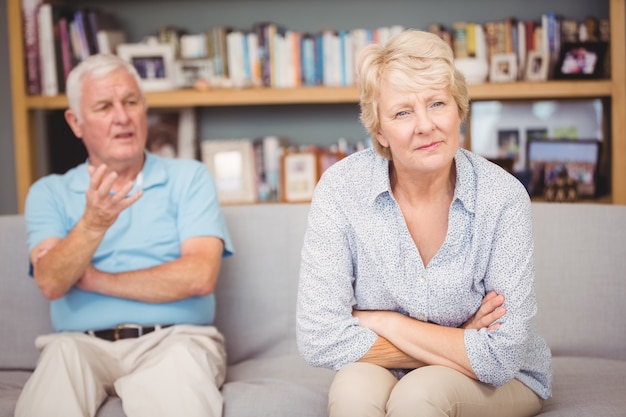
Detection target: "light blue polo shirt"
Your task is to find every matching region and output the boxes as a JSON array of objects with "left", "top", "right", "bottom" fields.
[{"left": 25, "top": 152, "right": 234, "bottom": 332}]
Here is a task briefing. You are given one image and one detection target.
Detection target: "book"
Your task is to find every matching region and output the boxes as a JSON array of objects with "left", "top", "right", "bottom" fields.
[
  {"left": 226, "top": 29, "right": 248, "bottom": 87},
  {"left": 37, "top": 3, "right": 57, "bottom": 96},
  {"left": 22, "top": 0, "right": 44, "bottom": 95},
  {"left": 246, "top": 31, "right": 262, "bottom": 86},
  {"left": 253, "top": 136, "right": 287, "bottom": 201},
  {"left": 72, "top": 9, "right": 92, "bottom": 60},
  {"left": 452, "top": 22, "right": 469, "bottom": 58},
  {"left": 300, "top": 33, "right": 317, "bottom": 86},
  {"left": 86, "top": 8, "right": 117, "bottom": 54},
  {"left": 321, "top": 29, "right": 341, "bottom": 86},
  {"left": 96, "top": 29, "right": 126, "bottom": 55},
  {"left": 58, "top": 17, "right": 74, "bottom": 84}
]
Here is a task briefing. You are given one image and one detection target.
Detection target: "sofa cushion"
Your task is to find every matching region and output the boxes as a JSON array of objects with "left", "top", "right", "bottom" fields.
[
  {"left": 0, "top": 215, "right": 52, "bottom": 370},
  {"left": 221, "top": 354, "right": 334, "bottom": 417},
  {"left": 215, "top": 204, "right": 311, "bottom": 365},
  {"left": 532, "top": 203, "right": 626, "bottom": 361},
  {"left": 537, "top": 356, "right": 626, "bottom": 416},
  {"left": 0, "top": 371, "right": 30, "bottom": 417}
]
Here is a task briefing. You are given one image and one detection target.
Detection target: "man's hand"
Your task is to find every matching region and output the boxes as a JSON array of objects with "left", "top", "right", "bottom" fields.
[
  {"left": 83, "top": 164, "right": 143, "bottom": 232},
  {"left": 462, "top": 291, "right": 506, "bottom": 331}
]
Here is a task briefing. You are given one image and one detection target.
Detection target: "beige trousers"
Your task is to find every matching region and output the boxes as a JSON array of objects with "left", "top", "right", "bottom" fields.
[
  {"left": 328, "top": 362, "right": 544, "bottom": 417},
  {"left": 15, "top": 325, "right": 226, "bottom": 417}
]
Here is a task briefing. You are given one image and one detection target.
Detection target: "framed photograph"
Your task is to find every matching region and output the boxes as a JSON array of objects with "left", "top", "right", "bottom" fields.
[
  {"left": 553, "top": 42, "right": 608, "bottom": 80},
  {"left": 281, "top": 151, "right": 319, "bottom": 203},
  {"left": 527, "top": 139, "right": 601, "bottom": 197},
  {"left": 201, "top": 139, "right": 257, "bottom": 204},
  {"left": 146, "top": 107, "right": 197, "bottom": 159},
  {"left": 117, "top": 42, "right": 176, "bottom": 91},
  {"left": 174, "top": 59, "right": 214, "bottom": 88},
  {"left": 490, "top": 53, "right": 517, "bottom": 83},
  {"left": 525, "top": 51, "right": 550, "bottom": 81}
]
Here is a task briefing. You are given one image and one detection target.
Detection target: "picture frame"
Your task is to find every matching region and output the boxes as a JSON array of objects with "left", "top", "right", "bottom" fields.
[
  {"left": 201, "top": 139, "right": 257, "bottom": 204},
  {"left": 527, "top": 138, "right": 601, "bottom": 197},
  {"left": 489, "top": 53, "right": 517, "bottom": 83},
  {"left": 525, "top": 51, "right": 550, "bottom": 81},
  {"left": 553, "top": 42, "right": 608, "bottom": 80},
  {"left": 146, "top": 107, "right": 197, "bottom": 159},
  {"left": 117, "top": 42, "right": 176, "bottom": 91},
  {"left": 281, "top": 151, "right": 319, "bottom": 203},
  {"left": 174, "top": 59, "right": 214, "bottom": 88}
]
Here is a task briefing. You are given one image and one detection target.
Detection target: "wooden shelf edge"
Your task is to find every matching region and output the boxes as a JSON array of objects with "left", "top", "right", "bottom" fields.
[{"left": 24, "top": 80, "right": 613, "bottom": 110}]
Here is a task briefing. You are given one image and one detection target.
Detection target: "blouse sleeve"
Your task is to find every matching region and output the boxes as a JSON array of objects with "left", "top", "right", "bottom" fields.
[{"left": 296, "top": 176, "right": 378, "bottom": 370}]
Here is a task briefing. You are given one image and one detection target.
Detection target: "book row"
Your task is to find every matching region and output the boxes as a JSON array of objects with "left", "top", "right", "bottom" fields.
[{"left": 22, "top": 0, "right": 610, "bottom": 96}]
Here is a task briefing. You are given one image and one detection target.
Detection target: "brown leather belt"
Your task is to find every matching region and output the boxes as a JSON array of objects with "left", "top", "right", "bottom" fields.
[{"left": 86, "top": 324, "right": 172, "bottom": 341}]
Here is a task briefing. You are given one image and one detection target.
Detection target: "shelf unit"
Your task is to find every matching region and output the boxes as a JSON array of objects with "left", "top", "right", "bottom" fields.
[{"left": 7, "top": 0, "right": 626, "bottom": 213}]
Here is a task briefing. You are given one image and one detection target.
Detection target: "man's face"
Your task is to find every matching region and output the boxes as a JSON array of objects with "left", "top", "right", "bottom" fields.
[{"left": 65, "top": 68, "right": 148, "bottom": 168}]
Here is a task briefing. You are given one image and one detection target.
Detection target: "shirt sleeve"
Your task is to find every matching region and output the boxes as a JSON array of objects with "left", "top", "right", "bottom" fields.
[
  {"left": 464, "top": 184, "right": 538, "bottom": 386},
  {"left": 24, "top": 176, "right": 68, "bottom": 253},
  {"left": 175, "top": 161, "right": 234, "bottom": 258},
  {"left": 296, "top": 176, "right": 378, "bottom": 370}
]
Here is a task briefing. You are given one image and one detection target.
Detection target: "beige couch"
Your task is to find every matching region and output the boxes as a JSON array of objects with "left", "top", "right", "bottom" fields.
[{"left": 1, "top": 203, "right": 626, "bottom": 416}]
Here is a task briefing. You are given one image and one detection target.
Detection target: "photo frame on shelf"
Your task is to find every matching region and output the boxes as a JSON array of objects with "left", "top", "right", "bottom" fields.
[
  {"left": 117, "top": 42, "right": 176, "bottom": 91},
  {"left": 174, "top": 59, "right": 214, "bottom": 88},
  {"left": 201, "top": 139, "right": 257, "bottom": 204},
  {"left": 146, "top": 107, "right": 197, "bottom": 159},
  {"left": 553, "top": 42, "right": 608, "bottom": 80},
  {"left": 489, "top": 53, "right": 517, "bottom": 83},
  {"left": 527, "top": 138, "right": 601, "bottom": 198},
  {"left": 281, "top": 151, "right": 319, "bottom": 203},
  {"left": 525, "top": 51, "right": 550, "bottom": 81}
]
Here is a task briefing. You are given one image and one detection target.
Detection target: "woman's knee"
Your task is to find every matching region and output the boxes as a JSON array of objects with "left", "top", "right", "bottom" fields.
[
  {"left": 387, "top": 366, "right": 465, "bottom": 417},
  {"left": 328, "top": 362, "right": 397, "bottom": 417}
]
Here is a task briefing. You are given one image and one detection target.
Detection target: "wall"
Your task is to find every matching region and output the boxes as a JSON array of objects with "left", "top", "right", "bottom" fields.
[{"left": 0, "top": 0, "right": 17, "bottom": 214}]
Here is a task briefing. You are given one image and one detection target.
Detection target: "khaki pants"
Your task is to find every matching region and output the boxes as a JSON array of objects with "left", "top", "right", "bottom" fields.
[
  {"left": 15, "top": 325, "right": 226, "bottom": 417},
  {"left": 328, "top": 362, "right": 544, "bottom": 417}
]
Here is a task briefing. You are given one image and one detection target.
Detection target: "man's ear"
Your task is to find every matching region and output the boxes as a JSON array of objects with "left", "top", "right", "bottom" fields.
[{"left": 64, "top": 109, "right": 83, "bottom": 138}]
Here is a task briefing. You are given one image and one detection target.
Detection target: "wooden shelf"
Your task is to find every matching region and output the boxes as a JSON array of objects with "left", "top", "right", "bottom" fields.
[
  {"left": 7, "top": 0, "right": 626, "bottom": 212},
  {"left": 23, "top": 79, "right": 614, "bottom": 110}
]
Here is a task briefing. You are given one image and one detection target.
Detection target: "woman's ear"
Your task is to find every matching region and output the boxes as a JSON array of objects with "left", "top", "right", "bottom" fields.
[
  {"left": 375, "top": 131, "right": 389, "bottom": 149},
  {"left": 64, "top": 109, "right": 83, "bottom": 138}
]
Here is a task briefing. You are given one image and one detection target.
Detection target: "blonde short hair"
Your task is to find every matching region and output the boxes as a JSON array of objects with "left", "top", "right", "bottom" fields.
[{"left": 357, "top": 29, "right": 470, "bottom": 160}]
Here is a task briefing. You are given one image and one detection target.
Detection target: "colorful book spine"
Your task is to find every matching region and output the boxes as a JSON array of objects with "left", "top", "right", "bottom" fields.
[
  {"left": 22, "top": 0, "right": 43, "bottom": 95},
  {"left": 37, "top": 3, "right": 57, "bottom": 96}
]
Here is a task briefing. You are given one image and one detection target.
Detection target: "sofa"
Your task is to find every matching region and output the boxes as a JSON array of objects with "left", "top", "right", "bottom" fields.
[{"left": 1, "top": 202, "right": 626, "bottom": 417}]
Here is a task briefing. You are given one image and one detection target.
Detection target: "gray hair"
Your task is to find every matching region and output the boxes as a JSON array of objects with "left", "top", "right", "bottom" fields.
[{"left": 65, "top": 54, "right": 145, "bottom": 122}]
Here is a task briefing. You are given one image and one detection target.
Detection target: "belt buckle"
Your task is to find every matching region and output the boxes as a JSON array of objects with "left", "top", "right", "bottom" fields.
[{"left": 114, "top": 324, "right": 143, "bottom": 341}]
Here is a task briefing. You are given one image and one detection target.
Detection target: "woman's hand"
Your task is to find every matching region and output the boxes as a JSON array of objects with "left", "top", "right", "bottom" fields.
[{"left": 462, "top": 291, "right": 506, "bottom": 331}]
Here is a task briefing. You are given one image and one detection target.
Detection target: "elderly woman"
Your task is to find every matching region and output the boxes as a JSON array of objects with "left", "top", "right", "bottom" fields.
[{"left": 296, "top": 29, "right": 551, "bottom": 417}]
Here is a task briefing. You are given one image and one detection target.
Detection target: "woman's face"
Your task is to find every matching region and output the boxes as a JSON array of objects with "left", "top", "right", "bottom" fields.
[{"left": 375, "top": 79, "right": 461, "bottom": 176}]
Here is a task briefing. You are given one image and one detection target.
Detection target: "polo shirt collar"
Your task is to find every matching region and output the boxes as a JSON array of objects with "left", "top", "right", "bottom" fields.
[{"left": 68, "top": 151, "right": 167, "bottom": 193}]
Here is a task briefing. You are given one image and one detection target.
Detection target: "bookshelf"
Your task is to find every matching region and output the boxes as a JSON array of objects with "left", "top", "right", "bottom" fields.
[{"left": 7, "top": 0, "right": 626, "bottom": 213}]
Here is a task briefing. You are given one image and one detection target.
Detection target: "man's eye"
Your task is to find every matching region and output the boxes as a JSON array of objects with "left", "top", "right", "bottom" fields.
[{"left": 95, "top": 104, "right": 111, "bottom": 111}]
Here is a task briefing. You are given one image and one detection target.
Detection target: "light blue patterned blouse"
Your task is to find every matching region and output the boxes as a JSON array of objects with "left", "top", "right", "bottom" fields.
[{"left": 296, "top": 146, "right": 552, "bottom": 399}]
